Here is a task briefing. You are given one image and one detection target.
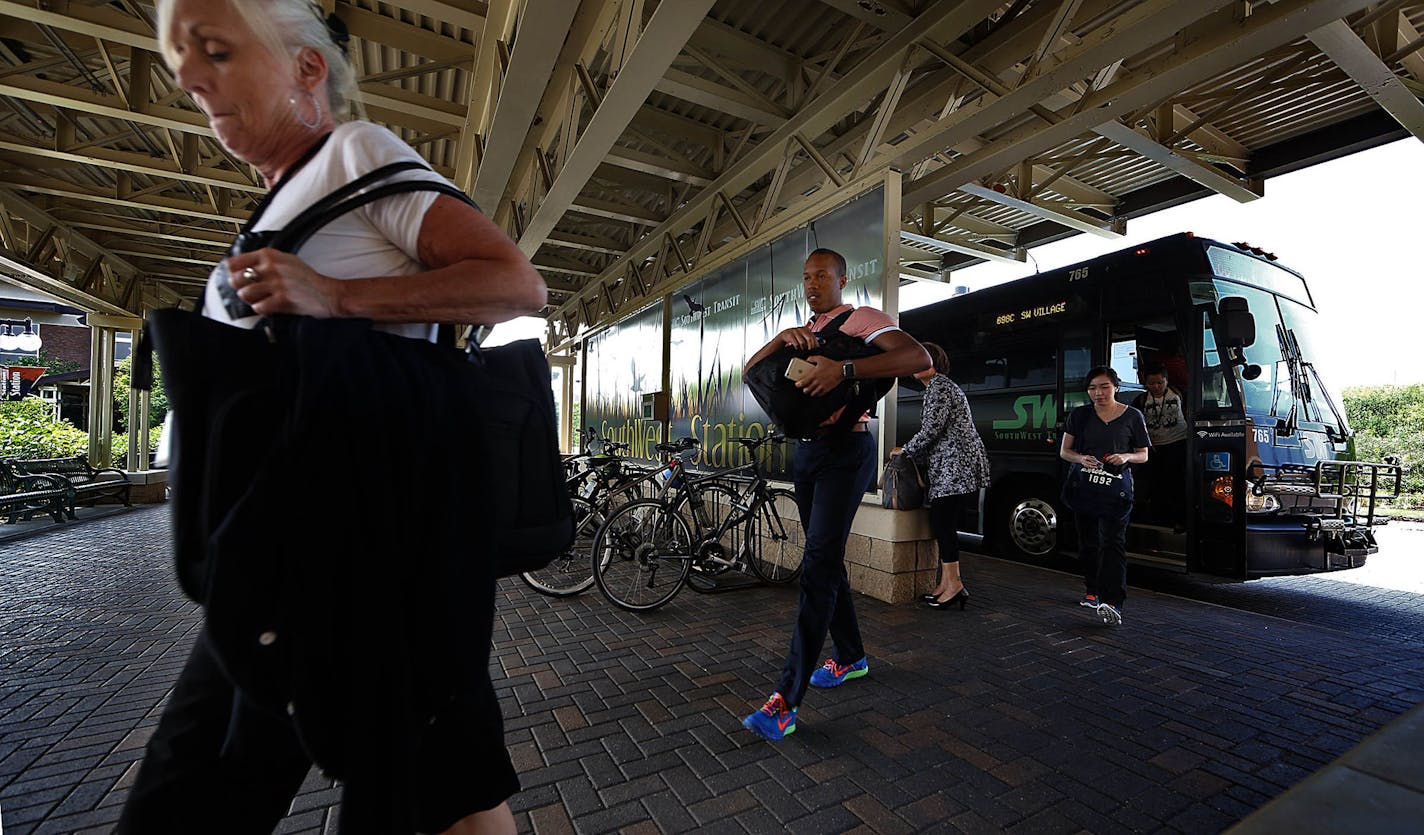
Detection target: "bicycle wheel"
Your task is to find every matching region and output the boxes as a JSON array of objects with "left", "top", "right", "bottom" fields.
[
  {"left": 747, "top": 488, "right": 804, "bottom": 584},
  {"left": 674, "top": 482, "right": 742, "bottom": 577},
  {"left": 592, "top": 499, "right": 693, "bottom": 612},
  {"left": 519, "top": 497, "right": 603, "bottom": 597}
]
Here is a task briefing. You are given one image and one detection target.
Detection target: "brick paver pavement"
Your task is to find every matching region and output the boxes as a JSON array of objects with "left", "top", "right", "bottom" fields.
[{"left": 2, "top": 504, "right": 1422, "bottom": 834}]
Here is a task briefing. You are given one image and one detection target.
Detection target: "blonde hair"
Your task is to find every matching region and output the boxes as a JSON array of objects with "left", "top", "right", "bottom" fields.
[{"left": 156, "top": 0, "right": 360, "bottom": 121}]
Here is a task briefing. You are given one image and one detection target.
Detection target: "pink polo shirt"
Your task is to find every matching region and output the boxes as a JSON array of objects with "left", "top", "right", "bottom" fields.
[{"left": 806, "top": 304, "right": 900, "bottom": 427}]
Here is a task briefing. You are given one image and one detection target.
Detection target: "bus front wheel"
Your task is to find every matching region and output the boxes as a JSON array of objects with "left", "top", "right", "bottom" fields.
[{"left": 996, "top": 485, "right": 1060, "bottom": 560}]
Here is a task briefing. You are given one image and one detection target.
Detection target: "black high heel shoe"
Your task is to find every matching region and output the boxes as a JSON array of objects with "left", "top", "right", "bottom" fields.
[{"left": 925, "top": 588, "right": 969, "bottom": 610}]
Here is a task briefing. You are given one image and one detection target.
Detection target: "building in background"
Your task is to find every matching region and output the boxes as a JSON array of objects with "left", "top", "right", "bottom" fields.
[{"left": 0, "top": 278, "right": 131, "bottom": 426}]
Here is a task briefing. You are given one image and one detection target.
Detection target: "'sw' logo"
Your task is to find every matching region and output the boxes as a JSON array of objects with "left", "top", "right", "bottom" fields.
[{"left": 993, "top": 394, "right": 1056, "bottom": 430}]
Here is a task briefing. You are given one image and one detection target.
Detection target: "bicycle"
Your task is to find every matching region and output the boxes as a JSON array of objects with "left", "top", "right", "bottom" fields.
[
  {"left": 591, "top": 433, "right": 804, "bottom": 612},
  {"left": 518, "top": 433, "right": 690, "bottom": 598}
]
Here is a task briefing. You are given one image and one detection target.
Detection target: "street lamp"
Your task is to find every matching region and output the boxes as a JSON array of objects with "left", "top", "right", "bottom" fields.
[
  {"left": 0, "top": 318, "right": 41, "bottom": 352},
  {"left": 15, "top": 319, "right": 40, "bottom": 352}
]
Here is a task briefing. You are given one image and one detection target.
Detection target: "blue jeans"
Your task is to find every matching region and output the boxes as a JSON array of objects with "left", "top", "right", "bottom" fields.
[{"left": 776, "top": 430, "right": 877, "bottom": 707}]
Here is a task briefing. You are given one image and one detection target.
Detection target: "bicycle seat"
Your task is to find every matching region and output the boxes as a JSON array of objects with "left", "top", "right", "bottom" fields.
[{"left": 654, "top": 437, "right": 699, "bottom": 454}]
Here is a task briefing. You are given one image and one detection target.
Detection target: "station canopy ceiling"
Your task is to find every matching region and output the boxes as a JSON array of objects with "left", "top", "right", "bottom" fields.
[{"left": 0, "top": 0, "right": 1420, "bottom": 338}]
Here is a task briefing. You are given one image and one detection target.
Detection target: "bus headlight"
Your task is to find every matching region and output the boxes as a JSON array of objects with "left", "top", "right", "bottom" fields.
[{"left": 1245, "top": 492, "right": 1279, "bottom": 514}]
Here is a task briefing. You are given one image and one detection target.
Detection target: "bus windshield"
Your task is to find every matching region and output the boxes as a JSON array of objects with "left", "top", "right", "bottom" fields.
[{"left": 1205, "top": 280, "right": 1344, "bottom": 432}]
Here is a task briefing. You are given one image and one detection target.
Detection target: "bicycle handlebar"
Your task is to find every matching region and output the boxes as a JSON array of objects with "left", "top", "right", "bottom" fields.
[
  {"left": 654, "top": 436, "right": 700, "bottom": 454},
  {"left": 731, "top": 433, "right": 787, "bottom": 450}
]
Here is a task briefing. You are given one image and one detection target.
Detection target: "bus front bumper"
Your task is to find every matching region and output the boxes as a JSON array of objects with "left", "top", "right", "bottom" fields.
[{"left": 1245, "top": 516, "right": 1377, "bottom": 578}]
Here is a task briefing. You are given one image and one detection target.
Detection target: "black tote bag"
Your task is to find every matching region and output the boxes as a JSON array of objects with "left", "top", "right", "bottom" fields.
[
  {"left": 1060, "top": 464, "right": 1134, "bottom": 521},
  {"left": 140, "top": 165, "right": 573, "bottom": 589}
]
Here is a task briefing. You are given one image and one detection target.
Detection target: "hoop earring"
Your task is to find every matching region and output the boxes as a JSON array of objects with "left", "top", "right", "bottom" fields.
[{"left": 289, "top": 89, "right": 322, "bottom": 129}]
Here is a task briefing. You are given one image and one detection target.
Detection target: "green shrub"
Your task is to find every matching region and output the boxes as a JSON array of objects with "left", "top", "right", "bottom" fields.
[
  {"left": 0, "top": 396, "right": 160, "bottom": 464},
  {"left": 0, "top": 397, "right": 88, "bottom": 459},
  {"left": 1344, "top": 385, "right": 1424, "bottom": 508}
]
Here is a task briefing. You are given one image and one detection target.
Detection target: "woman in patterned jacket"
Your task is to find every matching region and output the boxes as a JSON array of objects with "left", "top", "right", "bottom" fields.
[{"left": 893, "top": 342, "right": 991, "bottom": 610}]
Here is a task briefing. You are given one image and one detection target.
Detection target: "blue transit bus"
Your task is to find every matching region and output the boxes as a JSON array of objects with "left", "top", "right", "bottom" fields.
[{"left": 898, "top": 233, "right": 1401, "bottom": 580}]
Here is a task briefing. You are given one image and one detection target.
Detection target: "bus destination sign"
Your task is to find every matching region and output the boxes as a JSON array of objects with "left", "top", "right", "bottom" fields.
[{"left": 991, "top": 300, "right": 1068, "bottom": 327}]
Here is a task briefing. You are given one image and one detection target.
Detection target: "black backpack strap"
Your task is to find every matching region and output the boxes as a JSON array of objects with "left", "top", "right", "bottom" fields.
[
  {"left": 272, "top": 160, "right": 432, "bottom": 239},
  {"left": 269, "top": 179, "right": 478, "bottom": 254},
  {"left": 814, "top": 307, "right": 856, "bottom": 341}
]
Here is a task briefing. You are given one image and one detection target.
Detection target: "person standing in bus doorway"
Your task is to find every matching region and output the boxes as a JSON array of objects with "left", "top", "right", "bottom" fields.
[
  {"left": 1059, "top": 367, "right": 1150, "bottom": 626},
  {"left": 891, "top": 341, "right": 990, "bottom": 610},
  {"left": 1133, "top": 362, "right": 1188, "bottom": 529},
  {"left": 739, "top": 248, "right": 929, "bottom": 741}
]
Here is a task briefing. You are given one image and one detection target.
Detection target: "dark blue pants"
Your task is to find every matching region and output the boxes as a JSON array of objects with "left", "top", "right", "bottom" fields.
[
  {"left": 1078, "top": 513, "right": 1129, "bottom": 607},
  {"left": 776, "top": 431, "right": 876, "bottom": 707}
]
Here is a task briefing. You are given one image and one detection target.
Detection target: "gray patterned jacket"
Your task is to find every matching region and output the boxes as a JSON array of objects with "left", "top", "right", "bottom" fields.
[{"left": 902, "top": 374, "right": 991, "bottom": 500}]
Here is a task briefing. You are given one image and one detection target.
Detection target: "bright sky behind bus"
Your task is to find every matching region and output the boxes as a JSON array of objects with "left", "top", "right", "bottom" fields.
[{"left": 488, "top": 138, "right": 1424, "bottom": 389}]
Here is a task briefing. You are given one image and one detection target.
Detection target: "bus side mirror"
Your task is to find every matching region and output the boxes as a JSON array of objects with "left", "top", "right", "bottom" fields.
[{"left": 1215, "top": 296, "right": 1256, "bottom": 348}]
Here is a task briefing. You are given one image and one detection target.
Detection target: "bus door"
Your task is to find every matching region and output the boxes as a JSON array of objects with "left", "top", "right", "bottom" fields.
[
  {"left": 1106, "top": 317, "right": 1190, "bottom": 565},
  {"left": 1191, "top": 303, "right": 1250, "bottom": 579}
]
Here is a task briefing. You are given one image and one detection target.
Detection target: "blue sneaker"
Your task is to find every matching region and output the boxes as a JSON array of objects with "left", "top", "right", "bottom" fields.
[
  {"left": 742, "top": 692, "right": 797, "bottom": 741},
  {"left": 809, "top": 656, "right": 869, "bottom": 688}
]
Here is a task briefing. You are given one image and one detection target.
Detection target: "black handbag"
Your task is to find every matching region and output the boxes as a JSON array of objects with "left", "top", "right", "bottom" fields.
[
  {"left": 1060, "top": 463, "right": 1134, "bottom": 521},
  {"left": 744, "top": 308, "right": 894, "bottom": 438},
  {"left": 136, "top": 164, "right": 573, "bottom": 588},
  {"left": 880, "top": 454, "right": 926, "bottom": 510}
]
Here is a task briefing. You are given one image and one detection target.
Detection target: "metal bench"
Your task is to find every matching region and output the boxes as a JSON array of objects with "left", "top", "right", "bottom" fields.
[
  {"left": 0, "top": 460, "right": 69, "bottom": 524},
  {"left": 9, "top": 456, "right": 132, "bottom": 519}
]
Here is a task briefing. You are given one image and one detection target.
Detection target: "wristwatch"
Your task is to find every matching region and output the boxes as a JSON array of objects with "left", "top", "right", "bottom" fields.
[{"left": 842, "top": 361, "right": 856, "bottom": 380}]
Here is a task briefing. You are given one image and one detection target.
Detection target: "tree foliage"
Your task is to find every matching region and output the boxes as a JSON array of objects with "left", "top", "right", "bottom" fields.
[
  {"left": 7, "top": 349, "right": 81, "bottom": 375},
  {"left": 1344, "top": 384, "right": 1423, "bottom": 507},
  {"left": 2, "top": 352, "right": 166, "bottom": 466},
  {"left": 113, "top": 355, "right": 168, "bottom": 432}
]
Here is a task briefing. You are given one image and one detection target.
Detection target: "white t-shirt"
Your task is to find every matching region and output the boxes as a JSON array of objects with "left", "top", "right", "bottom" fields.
[
  {"left": 1137, "top": 387, "right": 1189, "bottom": 445},
  {"left": 202, "top": 120, "right": 452, "bottom": 341}
]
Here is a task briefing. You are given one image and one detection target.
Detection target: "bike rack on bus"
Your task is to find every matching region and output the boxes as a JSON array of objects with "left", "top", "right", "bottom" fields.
[
  {"left": 1247, "top": 459, "right": 1402, "bottom": 568},
  {"left": 1312, "top": 460, "right": 1403, "bottom": 529}
]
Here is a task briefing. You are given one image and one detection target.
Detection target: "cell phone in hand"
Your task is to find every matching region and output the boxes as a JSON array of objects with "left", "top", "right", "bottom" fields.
[{"left": 784, "top": 357, "right": 815, "bottom": 382}]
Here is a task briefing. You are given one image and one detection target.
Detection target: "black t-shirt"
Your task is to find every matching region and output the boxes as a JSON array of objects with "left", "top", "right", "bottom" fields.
[{"left": 1065, "top": 405, "right": 1151, "bottom": 466}]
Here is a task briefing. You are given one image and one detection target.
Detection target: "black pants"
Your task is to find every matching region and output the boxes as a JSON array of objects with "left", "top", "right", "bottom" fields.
[
  {"left": 115, "top": 630, "right": 315, "bottom": 834},
  {"left": 775, "top": 431, "right": 876, "bottom": 707},
  {"left": 117, "top": 630, "right": 518, "bottom": 835},
  {"left": 1078, "top": 513, "right": 1129, "bottom": 607},
  {"left": 927, "top": 492, "right": 974, "bottom": 564}
]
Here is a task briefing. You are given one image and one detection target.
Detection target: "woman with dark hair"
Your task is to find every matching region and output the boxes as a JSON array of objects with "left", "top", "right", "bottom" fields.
[
  {"left": 893, "top": 341, "right": 990, "bottom": 610},
  {"left": 1058, "top": 366, "right": 1150, "bottom": 626}
]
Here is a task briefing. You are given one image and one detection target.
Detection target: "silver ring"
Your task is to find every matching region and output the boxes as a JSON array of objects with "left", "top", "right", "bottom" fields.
[{"left": 240, "top": 267, "right": 259, "bottom": 282}]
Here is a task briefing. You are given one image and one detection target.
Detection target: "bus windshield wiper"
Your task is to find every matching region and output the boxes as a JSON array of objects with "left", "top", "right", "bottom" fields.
[
  {"left": 1305, "top": 363, "right": 1348, "bottom": 441},
  {"left": 1274, "top": 324, "right": 1309, "bottom": 436}
]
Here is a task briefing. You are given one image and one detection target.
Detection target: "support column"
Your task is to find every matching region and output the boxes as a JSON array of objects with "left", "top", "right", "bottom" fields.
[
  {"left": 86, "top": 314, "right": 142, "bottom": 468},
  {"left": 877, "top": 171, "right": 903, "bottom": 475},
  {"left": 549, "top": 351, "right": 576, "bottom": 452},
  {"left": 126, "top": 325, "right": 150, "bottom": 471},
  {"left": 660, "top": 295, "right": 673, "bottom": 446},
  {"left": 86, "top": 326, "right": 111, "bottom": 466}
]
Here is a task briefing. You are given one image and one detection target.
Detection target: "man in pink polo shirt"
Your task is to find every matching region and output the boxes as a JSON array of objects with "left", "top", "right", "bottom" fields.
[{"left": 741, "top": 248, "right": 929, "bottom": 741}]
